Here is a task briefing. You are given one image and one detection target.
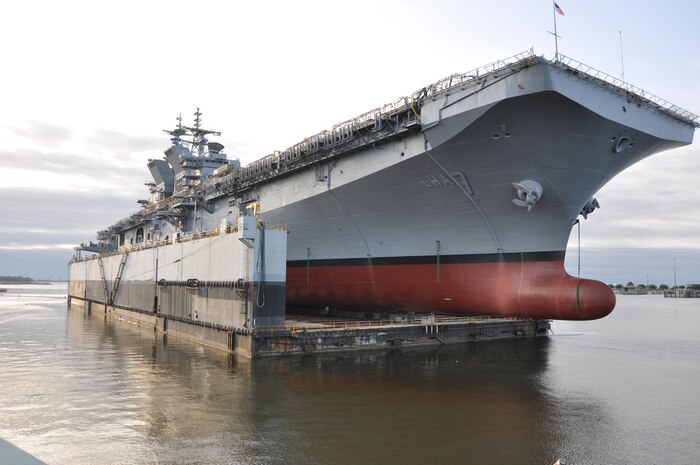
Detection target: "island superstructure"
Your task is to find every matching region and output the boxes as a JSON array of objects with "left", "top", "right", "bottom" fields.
[{"left": 73, "top": 50, "right": 698, "bottom": 322}]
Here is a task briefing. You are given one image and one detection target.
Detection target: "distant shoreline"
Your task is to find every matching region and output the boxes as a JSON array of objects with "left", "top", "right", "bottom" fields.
[
  {"left": 0, "top": 276, "right": 57, "bottom": 285},
  {"left": 0, "top": 282, "right": 53, "bottom": 285}
]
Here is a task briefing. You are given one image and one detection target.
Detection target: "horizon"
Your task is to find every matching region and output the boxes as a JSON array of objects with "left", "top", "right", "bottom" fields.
[{"left": 3, "top": 275, "right": 700, "bottom": 288}]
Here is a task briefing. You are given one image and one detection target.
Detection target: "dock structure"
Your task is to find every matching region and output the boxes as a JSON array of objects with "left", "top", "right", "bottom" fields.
[
  {"left": 67, "top": 296, "right": 549, "bottom": 357},
  {"left": 663, "top": 289, "right": 700, "bottom": 298},
  {"left": 69, "top": 214, "right": 550, "bottom": 358},
  {"left": 254, "top": 314, "right": 550, "bottom": 356},
  {"left": 69, "top": 214, "right": 287, "bottom": 358}
]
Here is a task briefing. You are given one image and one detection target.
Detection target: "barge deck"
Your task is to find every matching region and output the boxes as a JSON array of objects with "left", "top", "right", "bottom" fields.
[{"left": 68, "top": 295, "right": 550, "bottom": 357}]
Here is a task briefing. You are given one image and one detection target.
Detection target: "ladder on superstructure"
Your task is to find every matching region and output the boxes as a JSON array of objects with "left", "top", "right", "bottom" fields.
[
  {"left": 97, "top": 257, "right": 110, "bottom": 303},
  {"left": 109, "top": 253, "right": 129, "bottom": 305}
]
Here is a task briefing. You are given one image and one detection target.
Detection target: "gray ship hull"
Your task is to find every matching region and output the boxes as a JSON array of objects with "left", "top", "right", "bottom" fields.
[
  {"left": 251, "top": 79, "right": 691, "bottom": 319},
  {"left": 77, "top": 54, "right": 697, "bottom": 320}
]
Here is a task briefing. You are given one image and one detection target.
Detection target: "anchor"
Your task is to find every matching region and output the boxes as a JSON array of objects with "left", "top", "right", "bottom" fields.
[
  {"left": 580, "top": 197, "right": 600, "bottom": 219},
  {"left": 512, "top": 180, "right": 544, "bottom": 211}
]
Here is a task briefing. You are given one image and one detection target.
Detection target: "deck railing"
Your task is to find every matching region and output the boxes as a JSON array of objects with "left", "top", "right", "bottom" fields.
[
  {"left": 420, "top": 49, "right": 537, "bottom": 99},
  {"left": 257, "top": 314, "right": 523, "bottom": 333},
  {"left": 554, "top": 54, "right": 699, "bottom": 127}
]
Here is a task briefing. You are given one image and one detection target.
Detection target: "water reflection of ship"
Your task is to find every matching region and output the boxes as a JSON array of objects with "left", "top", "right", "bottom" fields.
[{"left": 65, "top": 312, "right": 613, "bottom": 464}]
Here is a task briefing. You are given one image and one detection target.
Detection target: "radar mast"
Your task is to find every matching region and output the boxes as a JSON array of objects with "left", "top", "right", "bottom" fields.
[
  {"left": 182, "top": 108, "right": 222, "bottom": 157},
  {"left": 163, "top": 113, "right": 187, "bottom": 144}
]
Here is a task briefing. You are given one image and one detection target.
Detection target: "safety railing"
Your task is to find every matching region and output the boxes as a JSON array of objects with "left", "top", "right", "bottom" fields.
[
  {"left": 419, "top": 49, "right": 537, "bottom": 99},
  {"left": 554, "top": 54, "right": 699, "bottom": 127},
  {"left": 263, "top": 315, "right": 522, "bottom": 333},
  {"left": 74, "top": 218, "right": 287, "bottom": 262}
]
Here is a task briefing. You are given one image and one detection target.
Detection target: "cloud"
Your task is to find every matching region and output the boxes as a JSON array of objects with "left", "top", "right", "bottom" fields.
[
  {"left": 0, "top": 125, "right": 166, "bottom": 258},
  {"left": 0, "top": 147, "right": 140, "bottom": 176},
  {"left": 0, "top": 126, "right": 169, "bottom": 197},
  {"left": 0, "top": 146, "right": 148, "bottom": 194},
  {"left": 0, "top": 187, "right": 139, "bottom": 249},
  {"left": 568, "top": 145, "right": 700, "bottom": 250},
  {"left": 0, "top": 243, "right": 76, "bottom": 250},
  {"left": 8, "top": 121, "right": 73, "bottom": 146},
  {"left": 84, "top": 129, "right": 164, "bottom": 157},
  {"left": 565, "top": 145, "right": 700, "bottom": 284}
]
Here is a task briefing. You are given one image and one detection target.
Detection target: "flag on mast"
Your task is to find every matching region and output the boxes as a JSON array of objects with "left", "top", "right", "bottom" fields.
[{"left": 554, "top": 2, "right": 565, "bottom": 16}]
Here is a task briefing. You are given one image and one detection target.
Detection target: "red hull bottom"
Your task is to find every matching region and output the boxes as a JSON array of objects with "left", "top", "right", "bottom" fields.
[{"left": 286, "top": 261, "right": 615, "bottom": 320}]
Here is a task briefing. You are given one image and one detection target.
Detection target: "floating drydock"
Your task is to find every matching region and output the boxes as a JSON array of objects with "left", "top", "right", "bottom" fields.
[
  {"left": 70, "top": 51, "right": 697, "bottom": 355},
  {"left": 69, "top": 213, "right": 550, "bottom": 357},
  {"left": 70, "top": 215, "right": 287, "bottom": 357}
]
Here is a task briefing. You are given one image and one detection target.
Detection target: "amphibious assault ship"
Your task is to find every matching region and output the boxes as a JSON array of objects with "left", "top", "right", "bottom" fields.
[{"left": 73, "top": 51, "right": 697, "bottom": 321}]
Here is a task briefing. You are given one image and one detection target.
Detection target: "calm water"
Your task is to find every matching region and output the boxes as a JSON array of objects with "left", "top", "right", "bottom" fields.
[{"left": 1, "top": 284, "right": 699, "bottom": 465}]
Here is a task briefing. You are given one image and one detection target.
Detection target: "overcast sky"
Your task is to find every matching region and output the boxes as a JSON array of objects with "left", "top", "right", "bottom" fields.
[{"left": 0, "top": 0, "right": 698, "bottom": 285}]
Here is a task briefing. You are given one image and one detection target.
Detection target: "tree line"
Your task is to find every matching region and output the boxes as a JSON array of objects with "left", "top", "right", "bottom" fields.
[
  {"left": 608, "top": 282, "right": 700, "bottom": 290},
  {"left": 0, "top": 275, "right": 35, "bottom": 284}
]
